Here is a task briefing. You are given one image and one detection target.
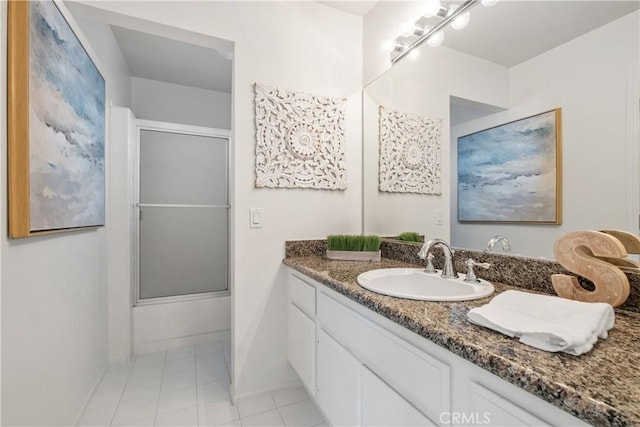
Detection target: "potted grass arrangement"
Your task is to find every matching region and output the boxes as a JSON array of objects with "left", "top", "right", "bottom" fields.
[
  {"left": 326, "top": 235, "right": 381, "bottom": 262},
  {"left": 396, "top": 232, "right": 423, "bottom": 243}
]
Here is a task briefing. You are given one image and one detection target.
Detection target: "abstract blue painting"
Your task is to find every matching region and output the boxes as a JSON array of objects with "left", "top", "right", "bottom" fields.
[
  {"left": 28, "top": 0, "right": 105, "bottom": 231},
  {"left": 458, "top": 109, "right": 561, "bottom": 223}
]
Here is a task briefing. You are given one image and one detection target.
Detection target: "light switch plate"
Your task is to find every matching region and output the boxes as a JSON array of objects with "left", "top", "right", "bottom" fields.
[{"left": 250, "top": 208, "right": 263, "bottom": 228}]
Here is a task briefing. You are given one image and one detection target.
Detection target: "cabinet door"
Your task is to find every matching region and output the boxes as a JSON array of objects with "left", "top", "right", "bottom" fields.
[
  {"left": 361, "top": 367, "right": 435, "bottom": 426},
  {"left": 318, "top": 292, "right": 451, "bottom": 420},
  {"left": 468, "top": 382, "right": 549, "bottom": 426},
  {"left": 288, "top": 304, "right": 316, "bottom": 394},
  {"left": 317, "top": 329, "right": 360, "bottom": 427}
]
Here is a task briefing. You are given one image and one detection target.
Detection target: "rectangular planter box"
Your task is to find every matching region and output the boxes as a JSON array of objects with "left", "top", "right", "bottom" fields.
[{"left": 325, "top": 250, "right": 381, "bottom": 262}]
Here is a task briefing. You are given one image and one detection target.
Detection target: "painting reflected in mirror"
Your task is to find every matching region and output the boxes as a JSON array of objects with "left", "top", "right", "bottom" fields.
[{"left": 458, "top": 108, "right": 561, "bottom": 224}]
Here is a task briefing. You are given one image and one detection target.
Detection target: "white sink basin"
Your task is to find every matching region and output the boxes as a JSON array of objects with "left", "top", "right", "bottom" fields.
[{"left": 356, "top": 268, "right": 494, "bottom": 302}]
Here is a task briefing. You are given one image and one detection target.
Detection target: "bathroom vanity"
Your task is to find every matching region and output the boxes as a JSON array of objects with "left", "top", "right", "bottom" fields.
[{"left": 283, "top": 240, "right": 640, "bottom": 426}]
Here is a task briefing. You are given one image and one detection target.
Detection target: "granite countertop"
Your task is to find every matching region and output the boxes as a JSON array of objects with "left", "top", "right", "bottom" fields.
[{"left": 283, "top": 255, "right": 640, "bottom": 427}]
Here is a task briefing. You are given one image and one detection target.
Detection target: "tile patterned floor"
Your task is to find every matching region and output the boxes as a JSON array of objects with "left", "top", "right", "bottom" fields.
[{"left": 77, "top": 341, "right": 327, "bottom": 426}]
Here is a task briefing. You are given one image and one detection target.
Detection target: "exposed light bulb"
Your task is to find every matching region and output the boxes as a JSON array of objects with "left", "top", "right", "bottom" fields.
[
  {"left": 399, "top": 21, "right": 416, "bottom": 37},
  {"left": 451, "top": 11, "right": 470, "bottom": 29},
  {"left": 422, "top": 0, "right": 441, "bottom": 18},
  {"left": 382, "top": 38, "right": 396, "bottom": 51},
  {"left": 481, "top": 0, "right": 500, "bottom": 6},
  {"left": 426, "top": 31, "right": 444, "bottom": 47},
  {"left": 408, "top": 49, "right": 420, "bottom": 60}
]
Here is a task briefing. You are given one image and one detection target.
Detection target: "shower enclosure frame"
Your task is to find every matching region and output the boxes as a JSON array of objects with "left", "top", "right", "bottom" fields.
[{"left": 133, "top": 119, "right": 232, "bottom": 306}]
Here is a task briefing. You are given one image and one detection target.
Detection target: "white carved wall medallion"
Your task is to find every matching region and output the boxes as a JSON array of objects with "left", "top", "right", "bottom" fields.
[
  {"left": 254, "top": 83, "right": 347, "bottom": 190},
  {"left": 378, "top": 106, "right": 442, "bottom": 194}
]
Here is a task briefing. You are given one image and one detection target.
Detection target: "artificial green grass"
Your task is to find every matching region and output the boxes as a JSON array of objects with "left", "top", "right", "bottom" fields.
[
  {"left": 327, "top": 235, "right": 381, "bottom": 252},
  {"left": 397, "top": 232, "right": 421, "bottom": 242}
]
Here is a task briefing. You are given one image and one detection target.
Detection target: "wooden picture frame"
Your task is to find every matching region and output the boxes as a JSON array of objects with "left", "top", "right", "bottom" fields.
[
  {"left": 457, "top": 108, "right": 562, "bottom": 224},
  {"left": 8, "top": 0, "right": 106, "bottom": 238}
]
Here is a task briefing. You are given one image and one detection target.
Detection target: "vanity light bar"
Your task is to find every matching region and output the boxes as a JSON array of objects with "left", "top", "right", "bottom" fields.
[{"left": 391, "top": 0, "right": 480, "bottom": 64}]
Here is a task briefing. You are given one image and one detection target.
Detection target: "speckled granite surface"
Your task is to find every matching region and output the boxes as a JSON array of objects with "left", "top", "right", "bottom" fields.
[
  {"left": 285, "top": 239, "right": 327, "bottom": 258},
  {"left": 381, "top": 239, "right": 640, "bottom": 313},
  {"left": 283, "top": 241, "right": 640, "bottom": 426},
  {"left": 285, "top": 238, "right": 640, "bottom": 313}
]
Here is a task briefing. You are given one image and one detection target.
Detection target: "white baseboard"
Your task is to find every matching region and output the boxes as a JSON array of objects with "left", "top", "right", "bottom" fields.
[
  {"left": 230, "top": 379, "right": 304, "bottom": 405},
  {"left": 135, "top": 329, "right": 231, "bottom": 355},
  {"left": 109, "top": 354, "right": 132, "bottom": 365},
  {"left": 73, "top": 362, "right": 109, "bottom": 426}
]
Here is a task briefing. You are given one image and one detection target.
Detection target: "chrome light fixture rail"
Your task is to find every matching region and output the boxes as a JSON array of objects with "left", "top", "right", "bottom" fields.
[{"left": 391, "top": 0, "right": 498, "bottom": 64}]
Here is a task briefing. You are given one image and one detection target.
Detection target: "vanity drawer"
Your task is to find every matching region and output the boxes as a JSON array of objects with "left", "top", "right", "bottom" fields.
[
  {"left": 317, "top": 292, "right": 450, "bottom": 422},
  {"left": 468, "top": 382, "right": 548, "bottom": 426},
  {"left": 289, "top": 273, "right": 316, "bottom": 318}
]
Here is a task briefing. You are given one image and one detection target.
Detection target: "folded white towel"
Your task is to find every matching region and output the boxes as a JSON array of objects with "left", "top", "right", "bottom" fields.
[{"left": 467, "top": 290, "right": 614, "bottom": 356}]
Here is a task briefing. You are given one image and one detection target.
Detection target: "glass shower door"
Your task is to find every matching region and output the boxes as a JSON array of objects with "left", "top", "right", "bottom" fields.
[{"left": 137, "top": 128, "right": 229, "bottom": 301}]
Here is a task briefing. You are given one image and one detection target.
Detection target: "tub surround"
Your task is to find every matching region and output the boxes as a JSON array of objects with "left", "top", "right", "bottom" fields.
[{"left": 283, "top": 239, "right": 640, "bottom": 426}]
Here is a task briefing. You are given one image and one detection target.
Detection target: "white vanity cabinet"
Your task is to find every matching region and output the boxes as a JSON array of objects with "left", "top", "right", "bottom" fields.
[
  {"left": 287, "top": 273, "right": 317, "bottom": 394},
  {"left": 317, "top": 328, "right": 361, "bottom": 426},
  {"left": 315, "top": 327, "right": 431, "bottom": 427},
  {"left": 465, "top": 382, "right": 548, "bottom": 426},
  {"left": 361, "top": 367, "right": 434, "bottom": 427},
  {"left": 317, "top": 291, "right": 449, "bottom": 424},
  {"left": 285, "top": 267, "right": 588, "bottom": 427}
]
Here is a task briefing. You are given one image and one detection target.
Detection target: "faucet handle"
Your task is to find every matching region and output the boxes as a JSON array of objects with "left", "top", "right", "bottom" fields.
[
  {"left": 467, "top": 259, "right": 491, "bottom": 269},
  {"left": 417, "top": 246, "right": 427, "bottom": 259},
  {"left": 464, "top": 258, "right": 491, "bottom": 283},
  {"left": 424, "top": 253, "right": 436, "bottom": 274}
]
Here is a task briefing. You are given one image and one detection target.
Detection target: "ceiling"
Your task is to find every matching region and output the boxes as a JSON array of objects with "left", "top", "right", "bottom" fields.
[
  {"left": 103, "top": 1, "right": 638, "bottom": 91},
  {"left": 317, "top": 1, "right": 378, "bottom": 16},
  {"left": 111, "top": 25, "right": 232, "bottom": 93},
  {"left": 434, "top": 1, "right": 640, "bottom": 67}
]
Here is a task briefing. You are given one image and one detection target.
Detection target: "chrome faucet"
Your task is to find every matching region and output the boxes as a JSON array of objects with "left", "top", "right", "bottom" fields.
[
  {"left": 485, "top": 235, "right": 511, "bottom": 253},
  {"left": 418, "top": 239, "right": 458, "bottom": 279}
]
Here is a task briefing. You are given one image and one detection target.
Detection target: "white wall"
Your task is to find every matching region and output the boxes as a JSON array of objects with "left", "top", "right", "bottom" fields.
[
  {"left": 0, "top": 1, "right": 130, "bottom": 423},
  {"left": 69, "top": 4, "right": 137, "bottom": 367},
  {"left": 69, "top": 7, "right": 133, "bottom": 108},
  {"left": 451, "top": 12, "right": 640, "bottom": 258},
  {"left": 80, "top": 0, "right": 363, "bottom": 399},
  {"left": 132, "top": 77, "right": 232, "bottom": 129},
  {"left": 72, "top": 2, "right": 235, "bottom": 363},
  {"left": 73, "top": 6, "right": 235, "bottom": 360},
  {"left": 70, "top": 5, "right": 234, "bottom": 363},
  {"left": 363, "top": 42, "right": 509, "bottom": 241},
  {"left": 107, "top": 108, "right": 135, "bottom": 363}
]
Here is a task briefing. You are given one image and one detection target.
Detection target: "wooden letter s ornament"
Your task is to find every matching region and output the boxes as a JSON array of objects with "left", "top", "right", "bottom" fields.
[
  {"left": 552, "top": 231, "right": 630, "bottom": 307},
  {"left": 598, "top": 230, "right": 640, "bottom": 271}
]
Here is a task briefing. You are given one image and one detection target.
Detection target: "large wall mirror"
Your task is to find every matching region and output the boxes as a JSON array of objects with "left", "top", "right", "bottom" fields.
[{"left": 363, "top": 1, "right": 640, "bottom": 258}]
